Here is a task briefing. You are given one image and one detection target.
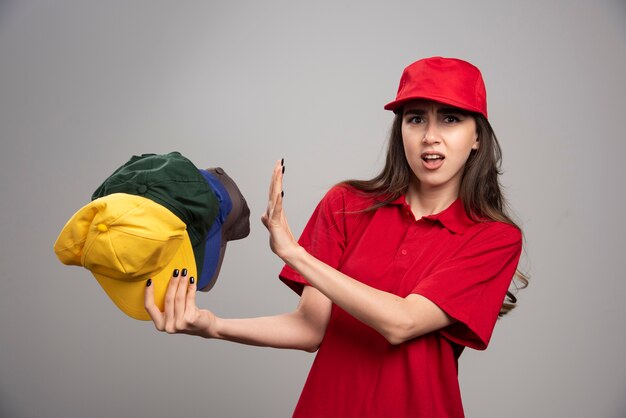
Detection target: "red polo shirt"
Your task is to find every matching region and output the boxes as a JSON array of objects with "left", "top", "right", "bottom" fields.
[{"left": 279, "top": 185, "right": 522, "bottom": 418}]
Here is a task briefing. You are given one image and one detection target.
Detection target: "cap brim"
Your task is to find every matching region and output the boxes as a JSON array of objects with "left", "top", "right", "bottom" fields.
[
  {"left": 198, "top": 229, "right": 226, "bottom": 292},
  {"left": 384, "top": 95, "right": 485, "bottom": 117},
  {"left": 93, "top": 230, "right": 197, "bottom": 321},
  {"left": 196, "top": 170, "right": 228, "bottom": 291}
]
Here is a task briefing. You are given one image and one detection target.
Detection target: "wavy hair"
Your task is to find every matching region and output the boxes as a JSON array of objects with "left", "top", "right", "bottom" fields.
[{"left": 342, "top": 111, "right": 528, "bottom": 316}]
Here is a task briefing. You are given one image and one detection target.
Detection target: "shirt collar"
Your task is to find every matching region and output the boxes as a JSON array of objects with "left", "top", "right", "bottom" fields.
[{"left": 390, "top": 195, "right": 476, "bottom": 234}]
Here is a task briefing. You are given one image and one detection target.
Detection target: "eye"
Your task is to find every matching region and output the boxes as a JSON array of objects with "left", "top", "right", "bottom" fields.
[
  {"left": 442, "top": 114, "right": 461, "bottom": 123},
  {"left": 405, "top": 115, "right": 425, "bottom": 124}
]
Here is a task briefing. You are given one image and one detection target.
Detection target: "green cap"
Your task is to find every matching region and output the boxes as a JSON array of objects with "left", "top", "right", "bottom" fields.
[{"left": 91, "top": 152, "right": 219, "bottom": 276}]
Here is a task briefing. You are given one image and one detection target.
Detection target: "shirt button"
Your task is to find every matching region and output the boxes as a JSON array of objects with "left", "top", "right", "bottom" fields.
[{"left": 401, "top": 249, "right": 408, "bottom": 255}]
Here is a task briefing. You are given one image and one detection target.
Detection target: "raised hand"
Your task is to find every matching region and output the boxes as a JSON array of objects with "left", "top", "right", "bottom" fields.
[{"left": 261, "top": 159, "right": 299, "bottom": 261}]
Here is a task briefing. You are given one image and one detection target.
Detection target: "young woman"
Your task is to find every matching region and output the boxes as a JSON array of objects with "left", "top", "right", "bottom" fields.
[{"left": 144, "top": 56, "right": 526, "bottom": 418}]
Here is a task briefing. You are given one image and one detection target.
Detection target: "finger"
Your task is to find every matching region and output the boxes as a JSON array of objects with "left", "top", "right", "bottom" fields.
[
  {"left": 174, "top": 268, "right": 190, "bottom": 327},
  {"left": 164, "top": 268, "right": 181, "bottom": 332},
  {"left": 271, "top": 166, "right": 285, "bottom": 221},
  {"left": 144, "top": 278, "right": 165, "bottom": 331},
  {"left": 272, "top": 159, "right": 284, "bottom": 201},
  {"left": 277, "top": 160, "right": 284, "bottom": 199},
  {"left": 184, "top": 276, "right": 198, "bottom": 323},
  {"left": 267, "top": 159, "right": 281, "bottom": 201},
  {"left": 270, "top": 161, "right": 283, "bottom": 209},
  {"left": 263, "top": 160, "right": 283, "bottom": 227}
]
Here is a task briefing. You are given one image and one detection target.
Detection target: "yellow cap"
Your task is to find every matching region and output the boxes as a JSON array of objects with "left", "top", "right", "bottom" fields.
[{"left": 54, "top": 193, "right": 197, "bottom": 320}]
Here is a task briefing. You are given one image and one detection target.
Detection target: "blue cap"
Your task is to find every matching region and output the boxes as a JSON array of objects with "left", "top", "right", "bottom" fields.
[{"left": 198, "top": 168, "right": 250, "bottom": 291}]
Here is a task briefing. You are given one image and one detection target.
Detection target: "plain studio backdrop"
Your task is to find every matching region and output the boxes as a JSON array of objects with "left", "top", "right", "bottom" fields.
[{"left": 1, "top": 1, "right": 625, "bottom": 417}]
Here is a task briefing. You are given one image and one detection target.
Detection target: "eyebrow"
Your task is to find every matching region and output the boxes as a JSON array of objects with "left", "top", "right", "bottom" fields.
[
  {"left": 403, "top": 109, "right": 426, "bottom": 116},
  {"left": 403, "top": 107, "right": 468, "bottom": 116}
]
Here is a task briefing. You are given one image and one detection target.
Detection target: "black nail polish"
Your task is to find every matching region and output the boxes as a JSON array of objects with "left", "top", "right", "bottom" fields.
[
  {"left": 182, "top": 268, "right": 188, "bottom": 277},
  {"left": 281, "top": 158, "right": 284, "bottom": 166},
  {"left": 173, "top": 269, "right": 180, "bottom": 277},
  {"left": 190, "top": 277, "right": 195, "bottom": 285},
  {"left": 146, "top": 278, "right": 152, "bottom": 287},
  {"left": 281, "top": 190, "right": 284, "bottom": 198},
  {"left": 282, "top": 165, "right": 285, "bottom": 174}
]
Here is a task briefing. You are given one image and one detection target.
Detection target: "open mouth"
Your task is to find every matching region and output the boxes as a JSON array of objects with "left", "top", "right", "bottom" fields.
[
  {"left": 421, "top": 152, "right": 445, "bottom": 169},
  {"left": 422, "top": 154, "right": 444, "bottom": 161}
]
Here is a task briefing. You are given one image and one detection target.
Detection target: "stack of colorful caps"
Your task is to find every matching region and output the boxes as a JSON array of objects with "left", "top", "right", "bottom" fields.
[{"left": 54, "top": 152, "right": 250, "bottom": 320}]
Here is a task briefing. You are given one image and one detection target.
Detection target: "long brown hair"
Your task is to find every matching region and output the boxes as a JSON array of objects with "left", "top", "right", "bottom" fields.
[{"left": 342, "top": 111, "right": 528, "bottom": 316}]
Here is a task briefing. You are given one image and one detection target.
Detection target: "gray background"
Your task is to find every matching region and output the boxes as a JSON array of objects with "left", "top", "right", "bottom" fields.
[{"left": 1, "top": 1, "right": 625, "bottom": 417}]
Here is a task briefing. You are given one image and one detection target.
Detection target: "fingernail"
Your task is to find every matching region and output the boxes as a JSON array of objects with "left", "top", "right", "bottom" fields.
[
  {"left": 281, "top": 158, "right": 284, "bottom": 166},
  {"left": 173, "top": 269, "right": 180, "bottom": 277},
  {"left": 182, "top": 268, "right": 188, "bottom": 277},
  {"left": 146, "top": 278, "right": 152, "bottom": 287},
  {"left": 281, "top": 190, "right": 284, "bottom": 198},
  {"left": 282, "top": 165, "right": 285, "bottom": 174},
  {"left": 190, "top": 277, "right": 195, "bottom": 285}
]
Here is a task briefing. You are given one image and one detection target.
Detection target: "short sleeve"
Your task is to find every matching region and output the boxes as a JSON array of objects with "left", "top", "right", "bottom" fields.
[
  {"left": 279, "top": 187, "right": 350, "bottom": 295},
  {"left": 413, "top": 223, "right": 522, "bottom": 350}
]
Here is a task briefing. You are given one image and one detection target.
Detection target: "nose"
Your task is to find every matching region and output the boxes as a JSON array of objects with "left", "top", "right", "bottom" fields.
[{"left": 422, "top": 122, "right": 441, "bottom": 144}]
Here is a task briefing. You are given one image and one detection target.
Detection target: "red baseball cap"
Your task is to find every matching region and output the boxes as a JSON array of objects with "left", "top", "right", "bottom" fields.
[{"left": 384, "top": 57, "right": 488, "bottom": 119}]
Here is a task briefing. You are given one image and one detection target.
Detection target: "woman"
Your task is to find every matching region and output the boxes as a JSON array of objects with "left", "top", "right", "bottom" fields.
[{"left": 145, "top": 56, "right": 526, "bottom": 417}]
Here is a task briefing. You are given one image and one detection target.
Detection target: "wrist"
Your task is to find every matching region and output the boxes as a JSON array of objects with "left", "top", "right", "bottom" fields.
[
  {"left": 201, "top": 312, "right": 221, "bottom": 339},
  {"left": 281, "top": 245, "right": 309, "bottom": 269}
]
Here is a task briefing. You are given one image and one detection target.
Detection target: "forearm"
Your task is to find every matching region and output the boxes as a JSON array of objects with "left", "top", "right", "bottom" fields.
[
  {"left": 211, "top": 312, "right": 322, "bottom": 352},
  {"left": 283, "top": 247, "right": 451, "bottom": 344},
  {"left": 208, "top": 286, "right": 330, "bottom": 352}
]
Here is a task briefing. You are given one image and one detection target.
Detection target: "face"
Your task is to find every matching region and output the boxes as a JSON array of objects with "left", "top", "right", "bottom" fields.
[{"left": 401, "top": 100, "right": 479, "bottom": 196}]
